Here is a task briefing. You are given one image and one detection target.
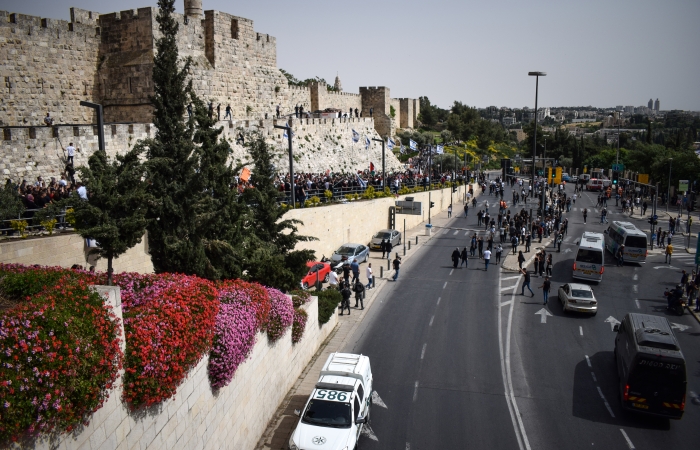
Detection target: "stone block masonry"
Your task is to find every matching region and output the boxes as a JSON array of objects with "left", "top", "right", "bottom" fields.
[{"left": 13, "top": 285, "right": 337, "bottom": 450}]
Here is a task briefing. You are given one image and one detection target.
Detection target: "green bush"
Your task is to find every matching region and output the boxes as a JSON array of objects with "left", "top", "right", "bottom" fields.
[{"left": 317, "top": 289, "right": 341, "bottom": 324}]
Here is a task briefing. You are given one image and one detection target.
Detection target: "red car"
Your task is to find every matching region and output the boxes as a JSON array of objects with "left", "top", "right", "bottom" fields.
[{"left": 301, "top": 261, "right": 331, "bottom": 289}]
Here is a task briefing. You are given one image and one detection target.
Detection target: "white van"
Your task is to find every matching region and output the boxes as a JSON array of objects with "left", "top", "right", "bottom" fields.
[
  {"left": 604, "top": 221, "right": 648, "bottom": 263},
  {"left": 573, "top": 232, "right": 605, "bottom": 282},
  {"left": 290, "top": 353, "right": 373, "bottom": 450}
]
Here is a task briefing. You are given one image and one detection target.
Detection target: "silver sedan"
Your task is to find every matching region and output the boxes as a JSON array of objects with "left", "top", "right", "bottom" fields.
[{"left": 558, "top": 283, "right": 598, "bottom": 314}]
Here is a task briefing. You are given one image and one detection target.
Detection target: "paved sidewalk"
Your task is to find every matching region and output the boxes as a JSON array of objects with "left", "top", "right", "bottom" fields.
[{"left": 255, "top": 189, "right": 488, "bottom": 450}]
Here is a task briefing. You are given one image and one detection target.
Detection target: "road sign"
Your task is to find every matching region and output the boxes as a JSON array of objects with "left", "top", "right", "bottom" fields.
[
  {"left": 611, "top": 164, "right": 624, "bottom": 171},
  {"left": 679, "top": 180, "right": 689, "bottom": 192},
  {"left": 652, "top": 214, "right": 658, "bottom": 220}
]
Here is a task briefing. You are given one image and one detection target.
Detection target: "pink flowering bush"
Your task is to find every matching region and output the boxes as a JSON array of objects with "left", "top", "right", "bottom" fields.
[
  {"left": 265, "top": 288, "right": 294, "bottom": 342},
  {"left": 291, "top": 309, "right": 308, "bottom": 344},
  {"left": 207, "top": 286, "right": 259, "bottom": 389}
]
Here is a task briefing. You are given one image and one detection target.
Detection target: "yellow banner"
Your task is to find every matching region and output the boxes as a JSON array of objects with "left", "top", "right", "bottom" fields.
[
  {"left": 637, "top": 174, "right": 649, "bottom": 184},
  {"left": 554, "top": 167, "right": 562, "bottom": 184},
  {"left": 547, "top": 167, "right": 553, "bottom": 184}
]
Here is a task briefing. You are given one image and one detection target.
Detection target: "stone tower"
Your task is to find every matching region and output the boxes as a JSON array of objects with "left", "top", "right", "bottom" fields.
[
  {"left": 184, "top": 0, "right": 203, "bottom": 17},
  {"left": 334, "top": 74, "right": 342, "bottom": 92}
]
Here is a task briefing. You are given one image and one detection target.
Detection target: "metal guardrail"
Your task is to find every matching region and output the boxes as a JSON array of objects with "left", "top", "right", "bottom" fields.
[{"left": 0, "top": 207, "right": 72, "bottom": 236}]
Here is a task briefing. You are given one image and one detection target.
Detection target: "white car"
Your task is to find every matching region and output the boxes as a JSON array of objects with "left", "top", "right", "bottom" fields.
[
  {"left": 289, "top": 353, "right": 373, "bottom": 450},
  {"left": 558, "top": 283, "right": 598, "bottom": 314}
]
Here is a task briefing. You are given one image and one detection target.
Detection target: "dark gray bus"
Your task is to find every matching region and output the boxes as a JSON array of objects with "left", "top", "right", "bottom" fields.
[{"left": 613, "top": 313, "right": 686, "bottom": 419}]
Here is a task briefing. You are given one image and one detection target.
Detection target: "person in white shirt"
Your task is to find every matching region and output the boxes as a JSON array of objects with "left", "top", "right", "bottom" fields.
[
  {"left": 483, "top": 249, "right": 492, "bottom": 271},
  {"left": 77, "top": 182, "right": 88, "bottom": 200},
  {"left": 65, "top": 143, "right": 76, "bottom": 164},
  {"left": 365, "top": 263, "right": 373, "bottom": 290},
  {"left": 329, "top": 270, "right": 339, "bottom": 289}
]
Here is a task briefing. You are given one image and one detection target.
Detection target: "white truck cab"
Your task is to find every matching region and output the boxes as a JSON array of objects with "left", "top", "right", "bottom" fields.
[{"left": 289, "top": 353, "right": 373, "bottom": 450}]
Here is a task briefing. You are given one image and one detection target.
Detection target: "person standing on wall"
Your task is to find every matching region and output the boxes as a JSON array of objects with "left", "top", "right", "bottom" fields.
[
  {"left": 276, "top": 104, "right": 281, "bottom": 118},
  {"left": 224, "top": 104, "right": 232, "bottom": 120},
  {"left": 294, "top": 105, "right": 299, "bottom": 118},
  {"left": 216, "top": 104, "right": 221, "bottom": 121},
  {"left": 65, "top": 142, "right": 76, "bottom": 165},
  {"left": 355, "top": 108, "right": 359, "bottom": 118},
  {"left": 369, "top": 107, "right": 373, "bottom": 117},
  {"left": 44, "top": 112, "right": 54, "bottom": 126}
]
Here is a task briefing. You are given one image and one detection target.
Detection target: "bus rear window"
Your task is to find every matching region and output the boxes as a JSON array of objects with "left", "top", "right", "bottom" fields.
[
  {"left": 630, "top": 359, "right": 686, "bottom": 390},
  {"left": 576, "top": 249, "right": 603, "bottom": 264},
  {"left": 625, "top": 236, "right": 647, "bottom": 248}
]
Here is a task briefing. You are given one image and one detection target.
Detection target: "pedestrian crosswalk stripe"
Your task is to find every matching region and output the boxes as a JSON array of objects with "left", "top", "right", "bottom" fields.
[{"left": 453, "top": 230, "right": 459, "bottom": 235}]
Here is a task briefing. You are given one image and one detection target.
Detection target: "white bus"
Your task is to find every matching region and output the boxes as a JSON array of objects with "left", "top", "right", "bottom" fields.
[
  {"left": 573, "top": 232, "right": 605, "bottom": 282},
  {"left": 604, "top": 221, "right": 648, "bottom": 264}
]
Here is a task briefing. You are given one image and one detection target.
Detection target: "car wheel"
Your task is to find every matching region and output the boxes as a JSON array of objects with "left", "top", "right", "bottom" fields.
[{"left": 323, "top": 273, "right": 330, "bottom": 283}]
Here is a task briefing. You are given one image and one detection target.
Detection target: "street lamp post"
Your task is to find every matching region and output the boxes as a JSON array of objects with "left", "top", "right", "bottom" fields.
[
  {"left": 666, "top": 158, "right": 673, "bottom": 212},
  {"left": 543, "top": 134, "right": 550, "bottom": 177},
  {"left": 528, "top": 71, "right": 546, "bottom": 206}
]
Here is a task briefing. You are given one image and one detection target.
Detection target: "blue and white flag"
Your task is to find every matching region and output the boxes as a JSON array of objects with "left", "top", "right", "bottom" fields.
[
  {"left": 365, "top": 135, "right": 371, "bottom": 150},
  {"left": 400, "top": 144, "right": 405, "bottom": 154},
  {"left": 356, "top": 173, "right": 367, "bottom": 188},
  {"left": 283, "top": 122, "right": 294, "bottom": 139},
  {"left": 387, "top": 138, "right": 396, "bottom": 151},
  {"left": 352, "top": 129, "right": 360, "bottom": 143},
  {"left": 409, "top": 139, "right": 417, "bottom": 151},
  {"left": 436, "top": 145, "right": 444, "bottom": 154}
]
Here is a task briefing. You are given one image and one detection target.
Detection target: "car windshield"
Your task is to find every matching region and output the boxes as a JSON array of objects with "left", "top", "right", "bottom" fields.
[
  {"left": 301, "top": 400, "right": 352, "bottom": 428},
  {"left": 373, "top": 232, "right": 391, "bottom": 239},
  {"left": 337, "top": 246, "right": 356, "bottom": 255},
  {"left": 571, "top": 289, "right": 593, "bottom": 298},
  {"left": 576, "top": 249, "right": 603, "bottom": 264}
]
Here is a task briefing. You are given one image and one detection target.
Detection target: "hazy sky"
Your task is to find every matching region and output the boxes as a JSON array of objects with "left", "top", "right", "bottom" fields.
[{"left": 2, "top": 0, "right": 699, "bottom": 110}]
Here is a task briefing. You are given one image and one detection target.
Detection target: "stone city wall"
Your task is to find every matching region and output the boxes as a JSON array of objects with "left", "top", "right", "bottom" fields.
[
  {"left": 309, "top": 82, "right": 362, "bottom": 114},
  {"left": 13, "top": 285, "right": 337, "bottom": 450},
  {"left": 0, "top": 116, "right": 404, "bottom": 182},
  {"left": 0, "top": 9, "right": 102, "bottom": 127}
]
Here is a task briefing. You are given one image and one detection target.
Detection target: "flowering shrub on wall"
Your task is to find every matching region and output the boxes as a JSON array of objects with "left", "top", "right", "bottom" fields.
[
  {"left": 292, "top": 309, "right": 308, "bottom": 344},
  {"left": 0, "top": 270, "right": 122, "bottom": 442},
  {"left": 221, "top": 280, "right": 271, "bottom": 329},
  {"left": 265, "top": 288, "right": 294, "bottom": 342},
  {"left": 119, "top": 274, "right": 218, "bottom": 409},
  {"left": 207, "top": 285, "right": 259, "bottom": 389}
]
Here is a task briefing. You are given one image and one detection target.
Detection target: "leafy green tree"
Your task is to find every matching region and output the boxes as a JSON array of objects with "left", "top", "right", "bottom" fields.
[
  {"left": 67, "top": 149, "right": 149, "bottom": 284},
  {"left": 0, "top": 182, "right": 24, "bottom": 222},
  {"left": 241, "top": 134, "right": 316, "bottom": 291}
]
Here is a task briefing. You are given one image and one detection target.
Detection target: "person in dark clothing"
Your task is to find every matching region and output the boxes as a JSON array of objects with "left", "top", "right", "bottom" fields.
[
  {"left": 392, "top": 256, "right": 401, "bottom": 281},
  {"left": 187, "top": 103, "right": 193, "bottom": 119},
  {"left": 521, "top": 268, "right": 534, "bottom": 296},
  {"left": 380, "top": 238, "right": 387, "bottom": 258},
  {"left": 340, "top": 284, "right": 352, "bottom": 315},
  {"left": 216, "top": 104, "right": 221, "bottom": 121},
  {"left": 478, "top": 238, "right": 484, "bottom": 258},
  {"left": 342, "top": 262, "right": 351, "bottom": 284},
  {"left": 460, "top": 247, "right": 468, "bottom": 267},
  {"left": 294, "top": 105, "right": 299, "bottom": 118},
  {"left": 355, "top": 108, "right": 359, "bottom": 118},
  {"left": 350, "top": 259, "right": 360, "bottom": 283},
  {"left": 539, "top": 276, "right": 551, "bottom": 305},
  {"left": 451, "top": 247, "right": 460, "bottom": 268},
  {"left": 353, "top": 279, "right": 365, "bottom": 309},
  {"left": 369, "top": 107, "right": 373, "bottom": 117},
  {"left": 208, "top": 102, "right": 214, "bottom": 119},
  {"left": 386, "top": 241, "right": 393, "bottom": 260},
  {"left": 518, "top": 250, "right": 525, "bottom": 270}
]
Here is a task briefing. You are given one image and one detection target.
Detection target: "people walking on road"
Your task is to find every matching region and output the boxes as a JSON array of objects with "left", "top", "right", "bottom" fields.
[
  {"left": 546, "top": 254, "right": 553, "bottom": 277},
  {"left": 366, "top": 263, "right": 373, "bottom": 290},
  {"left": 582, "top": 208, "right": 588, "bottom": 224},
  {"left": 380, "top": 239, "right": 388, "bottom": 258},
  {"left": 483, "top": 249, "right": 491, "bottom": 270},
  {"left": 392, "top": 255, "right": 401, "bottom": 281},
  {"left": 353, "top": 279, "right": 365, "bottom": 309},
  {"left": 538, "top": 251, "right": 546, "bottom": 277},
  {"left": 339, "top": 283, "right": 351, "bottom": 315},
  {"left": 386, "top": 240, "right": 393, "bottom": 260},
  {"left": 518, "top": 250, "right": 526, "bottom": 270},
  {"left": 556, "top": 233, "right": 563, "bottom": 252},
  {"left": 351, "top": 259, "right": 360, "bottom": 283},
  {"left": 616, "top": 245, "right": 625, "bottom": 266},
  {"left": 521, "top": 268, "right": 534, "bottom": 296},
  {"left": 464, "top": 204, "right": 469, "bottom": 218},
  {"left": 448, "top": 204, "right": 452, "bottom": 218},
  {"left": 538, "top": 276, "right": 551, "bottom": 305},
  {"left": 478, "top": 237, "right": 484, "bottom": 258},
  {"left": 665, "top": 243, "right": 673, "bottom": 264},
  {"left": 452, "top": 247, "right": 460, "bottom": 268},
  {"left": 460, "top": 247, "right": 468, "bottom": 267},
  {"left": 511, "top": 234, "right": 518, "bottom": 255},
  {"left": 495, "top": 244, "right": 503, "bottom": 264}
]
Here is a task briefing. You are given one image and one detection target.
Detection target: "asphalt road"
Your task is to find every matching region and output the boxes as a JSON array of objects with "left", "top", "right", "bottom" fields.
[{"left": 345, "top": 177, "right": 700, "bottom": 450}]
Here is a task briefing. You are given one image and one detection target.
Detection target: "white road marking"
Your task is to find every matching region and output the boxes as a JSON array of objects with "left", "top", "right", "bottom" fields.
[
  {"left": 579, "top": 326, "right": 583, "bottom": 336},
  {"left": 443, "top": 282, "right": 447, "bottom": 289},
  {"left": 597, "top": 386, "right": 615, "bottom": 417},
  {"left": 633, "top": 285, "right": 638, "bottom": 293},
  {"left": 671, "top": 322, "right": 690, "bottom": 332},
  {"left": 502, "top": 275, "right": 521, "bottom": 281},
  {"left": 361, "top": 424, "right": 379, "bottom": 441},
  {"left": 500, "top": 286, "right": 517, "bottom": 292},
  {"left": 632, "top": 274, "right": 638, "bottom": 281},
  {"left": 591, "top": 372, "right": 597, "bottom": 382},
  {"left": 635, "top": 299, "right": 640, "bottom": 309},
  {"left": 413, "top": 381, "right": 419, "bottom": 402},
  {"left": 500, "top": 300, "right": 513, "bottom": 307},
  {"left": 437, "top": 297, "right": 441, "bottom": 305},
  {"left": 453, "top": 230, "right": 459, "bottom": 235},
  {"left": 449, "top": 269, "right": 454, "bottom": 276},
  {"left": 604, "top": 316, "right": 621, "bottom": 331},
  {"left": 444, "top": 228, "right": 450, "bottom": 234},
  {"left": 406, "top": 444, "right": 411, "bottom": 450},
  {"left": 535, "top": 308, "right": 553, "bottom": 323},
  {"left": 421, "top": 343, "right": 427, "bottom": 359},
  {"left": 371, "top": 391, "right": 387, "bottom": 408},
  {"left": 465, "top": 230, "right": 470, "bottom": 235},
  {"left": 429, "top": 316, "right": 434, "bottom": 326},
  {"left": 497, "top": 271, "right": 531, "bottom": 450},
  {"left": 585, "top": 355, "right": 592, "bottom": 367},
  {"left": 564, "top": 236, "right": 571, "bottom": 242},
  {"left": 620, "top": 429, "right": 635, "bottom": 449},
  {"left": 654, "top": 265, "right": 679, "bottom": 270}
]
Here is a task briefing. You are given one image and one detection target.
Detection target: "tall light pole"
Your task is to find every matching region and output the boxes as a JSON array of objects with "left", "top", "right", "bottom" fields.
[
  {"left": 666, "top": 158, "right": 673, "bottom": 212},
  {"left": 528, "top": 71, "right": 546, "bottom": 202},
  {"left": 543, "top": 134, "right": 550, "bottom": 177}
]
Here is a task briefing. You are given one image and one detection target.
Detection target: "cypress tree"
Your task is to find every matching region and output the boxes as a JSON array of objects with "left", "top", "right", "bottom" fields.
[
  {"left": 241, "top": 134, "right": 316, "bottom": 291},
  {"left": 67, "top": 148, "right": 149, "bottom": 285}
]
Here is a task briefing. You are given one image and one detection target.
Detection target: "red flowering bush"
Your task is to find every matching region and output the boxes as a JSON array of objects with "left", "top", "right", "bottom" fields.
[
  {"left": 224, "top": 280, "right": 271, "bottom": 329},
  {"left": 0, "top": 274, "right": 122, "bottom": 442},
  {"left": 120, "top": 274, "right": 218, "bottom": 409},
  {"left": 291, "top": 309, "right": 308, "bottom": 344},
  {"left": 207, "top": 285, "right": 259, "bottom": 389},
  {"left": 265, "top": 288, "right": 294, "bottom": 342}
]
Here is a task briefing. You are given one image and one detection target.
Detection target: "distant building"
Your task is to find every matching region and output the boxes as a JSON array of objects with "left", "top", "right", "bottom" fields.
[
  {"left": 648, "top": 98, "right": 653, "bottom": 109},
  {"left": 624, "top": 106, "right": 635, "bottom": 113},
  {"left": 334, "top": 74, "right": 342, "bottom": 92},
  {"left": 536, "top": 107, "right": 551, "bottom": 121},
  {"left": 616, "top": 105, "right": 624, "bottom": 111},
  {"left": 654, "top": 98, "right": 660, "bottom": 111}
]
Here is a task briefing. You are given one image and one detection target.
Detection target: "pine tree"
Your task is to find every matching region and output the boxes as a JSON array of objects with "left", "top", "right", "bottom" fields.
[
  {"left": 67, "top": 149, "right": 149, "bottom": 285},
  {"left": 241, "top": 134, "right": 316, "bottom": 291},
  {"left": 144, "top": 0, "right": 209, "bottom": 275}
]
